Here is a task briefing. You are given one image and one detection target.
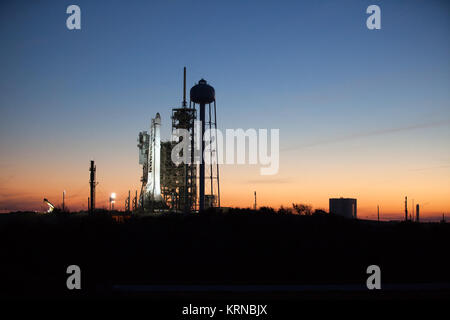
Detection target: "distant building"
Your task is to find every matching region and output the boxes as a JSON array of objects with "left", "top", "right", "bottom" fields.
[{"left": 329, "top": 198, "right": 357, "bottom": 219}]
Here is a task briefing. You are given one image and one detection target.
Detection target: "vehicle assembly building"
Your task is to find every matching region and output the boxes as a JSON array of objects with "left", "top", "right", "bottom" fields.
[
  {"left": 137, "top": 68, "right": 220, "bottom": 213},
  {"left": 329, "top": 198, "right": 357, "bottom": 219}
]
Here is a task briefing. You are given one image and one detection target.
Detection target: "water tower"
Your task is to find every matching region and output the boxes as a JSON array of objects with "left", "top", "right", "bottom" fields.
[{"left": 190, "top": 79, "right": 221, "bottom": 212}]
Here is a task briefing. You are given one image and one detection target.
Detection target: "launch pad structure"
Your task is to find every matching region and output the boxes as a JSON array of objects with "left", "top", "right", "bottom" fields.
[{"left": 136, "top": 68, "right": 220, "bottom": 213}]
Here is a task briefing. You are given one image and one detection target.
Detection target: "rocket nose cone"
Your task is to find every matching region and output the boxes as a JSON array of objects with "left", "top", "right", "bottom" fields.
[{"left": 154, "top": 112, "right": 161, "bottom": 125}]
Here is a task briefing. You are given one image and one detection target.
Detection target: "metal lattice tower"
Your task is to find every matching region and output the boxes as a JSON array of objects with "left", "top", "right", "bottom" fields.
[{"left": 161, "top": 67, "right": 198, "bottom": 212}]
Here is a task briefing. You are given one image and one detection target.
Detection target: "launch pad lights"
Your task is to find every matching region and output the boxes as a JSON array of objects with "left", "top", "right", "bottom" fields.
[{"left": 110, "top": 193, "right": 116, "bottom": 211}]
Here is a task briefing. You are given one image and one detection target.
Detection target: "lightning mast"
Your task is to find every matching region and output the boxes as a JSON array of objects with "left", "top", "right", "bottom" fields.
[
  {"left": 89, "top": 160, "right": 96, "bottom": 215},
  {"left": 405, "top": 196, "right": 408, "bottom": 221}
]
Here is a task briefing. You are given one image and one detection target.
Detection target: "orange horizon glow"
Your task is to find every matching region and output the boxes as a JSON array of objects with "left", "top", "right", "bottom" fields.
[
  {"left": 1, "top": 1, "right": 450, "bottom": 224},
  {"left": 1, "top": 154, "right": 449, "bottom": 221}
]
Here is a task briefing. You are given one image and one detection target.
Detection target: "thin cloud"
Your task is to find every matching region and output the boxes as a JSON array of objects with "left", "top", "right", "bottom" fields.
[
  {"left": 282, "top": 120, "right": 450, "bottom": 152},
  {"left": 246, "top": 178, "right": 293, "bottom": 184},
  {"left": 0, "top": 197, "right": 41, "bottom": 212},
  {"left": 409, "top": 164, "right": 450, "bottom": 171},
  {"left": 0, "top": 174, "right": 15, "bottom": 186}
]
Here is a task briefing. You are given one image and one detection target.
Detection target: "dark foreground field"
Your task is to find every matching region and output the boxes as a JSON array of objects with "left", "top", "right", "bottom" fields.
[{"left": 0, "top": 210, "right": 449, "bottom": 301}]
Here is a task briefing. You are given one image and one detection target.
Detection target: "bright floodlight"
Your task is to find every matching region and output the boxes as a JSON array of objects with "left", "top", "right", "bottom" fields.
[{"left": 110, "top": 193, "right": 116, "bottom": 200}]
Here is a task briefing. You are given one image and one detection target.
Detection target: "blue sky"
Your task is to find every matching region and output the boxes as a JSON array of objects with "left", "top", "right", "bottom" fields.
[{"left": 1, "top": 0, "right": 449, "bottom": 141}]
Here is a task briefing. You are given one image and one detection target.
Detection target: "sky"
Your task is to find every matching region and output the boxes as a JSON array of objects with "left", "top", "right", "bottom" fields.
[{"left": 0, "top": 0, "right": 449, "bottom": 220}]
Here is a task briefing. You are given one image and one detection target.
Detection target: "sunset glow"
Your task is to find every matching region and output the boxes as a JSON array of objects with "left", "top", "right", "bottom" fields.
[{"left": 1, "top": 1, "right": 449, "bottom": 221}]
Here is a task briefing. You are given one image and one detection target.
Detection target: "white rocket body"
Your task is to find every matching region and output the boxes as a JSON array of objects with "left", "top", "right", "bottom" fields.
[{"left": 146, "top": 113, "right": 162, "bottom": 201}]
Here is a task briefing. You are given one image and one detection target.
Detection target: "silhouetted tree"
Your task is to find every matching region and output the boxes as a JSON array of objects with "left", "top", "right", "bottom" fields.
[
  {"left": 277, "top": 205, "right": 292, "bottom": 215},
  {"left": 313, "top": 209, "right": 327, "bottom": 215},
  {"left": 259, "top": 206, "right": 275, "bottom": 214},
  {"left": 292, "top": 203, "right": 312, "bottom": 215}
]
